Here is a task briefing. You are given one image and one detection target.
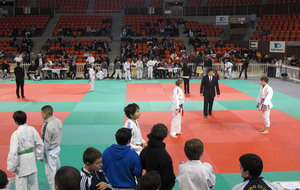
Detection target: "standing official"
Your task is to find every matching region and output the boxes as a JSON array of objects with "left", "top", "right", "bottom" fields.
[
  {"left": 41, "top": 105, "right": 63, "bottom": 190},
  {"left": 14, "top": 62, "right": 25, "bottom": 98},
  {"left": 239, "top": 53, "right": 250, "bottom": 80},
  {"left": 200, "top": 69, "right": 220, "bottom": 118}
]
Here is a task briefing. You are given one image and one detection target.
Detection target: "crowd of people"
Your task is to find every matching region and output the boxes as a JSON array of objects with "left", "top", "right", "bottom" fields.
[{"left": 2, "top": 102, "right": 281, "bottom": 190}]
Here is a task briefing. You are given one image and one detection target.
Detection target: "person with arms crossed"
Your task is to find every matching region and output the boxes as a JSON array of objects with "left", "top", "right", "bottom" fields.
[
  {"left": 41, "top": 105, "right": 63, "bottom": 190},
  {"left": 200, "top": 69, "right": 220, "bottom": 118}
]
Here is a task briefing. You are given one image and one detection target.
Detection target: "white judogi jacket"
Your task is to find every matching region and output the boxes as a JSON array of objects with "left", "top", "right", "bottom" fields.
[
  {"left": 7, "top": 124, "right": 44, "bottom": 177},
  {"left": 225, "top": 62, "right": 233, "bottom": 72},
  {"left": 124, "top": 61, "right": 130, "bottom": 71},
  {"left": 89, "top": 68, "right": 95, "bottom": 79},
  {"left": 176, "top": 160, "right": 216, "bottom": 190},
  {"left": 171, "top": 86, "right": 185, "bottom": 112},
  {"left": 256, "top": 84, "right": 273, "bottom": 109},
  {"left": 86, "top": 56, "right": 95, "bottom": 64},
  {"left": 124, "top": 119, "right": 145, "bottom": 155},
  {"left": 146, "top": 60, "right": 155, "bottom": 70}
]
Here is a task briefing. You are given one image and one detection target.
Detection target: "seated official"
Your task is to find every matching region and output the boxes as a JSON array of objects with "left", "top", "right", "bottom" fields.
[
  {"left": 67, "top": 61, "right": 77, "bottom": 79},
  {"left": 0, "top": 60, "right": 10, "bottom": 78},
  {"left": 27, "top": 61, "right": 38, "bottom": 80}
]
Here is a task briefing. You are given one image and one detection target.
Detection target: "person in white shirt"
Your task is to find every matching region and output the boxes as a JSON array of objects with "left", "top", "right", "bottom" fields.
[
  {"left": 124, "top": 58, "right": 131, "bottom": 81},
  {"left": 256, "top": 77, "right": 273, "bottom": 134},
  {"left": 232, "top": 153, "right": 280, "bottom": 190},
  {"left": 87, "top": 65, "right": 95, "bottom": 92},
  {"left": 136, "top": 58, "right": 143, "bottom": 80},
  {"left": 123, "top": 103, "right": 146, "bottom": 155},
  {"left": 224, "top": 59, "right": 233, "bottom": 79},
  {"left": 86, "top": 54, "right": 95, "bottom": 66},
  {"left": 147, "top": 58, "right": 155, "bottom": 79},
  {"left": 14, "top": 53, "right": 23, "bottom": 64},
  {"left": 170, "top": 79, "right": 185, "bottom": 138},
  {"left": 41, "top": 105, "right": 63, "bottom": 190},
  {"left": 176, "top": 139, "right": 216, "bottom": 190},
  {"left": 275, "top": 59, "right": 282, "bottom": 78},
  {"left": 7, "top": 111, "right": 44, "bottom": 190}
]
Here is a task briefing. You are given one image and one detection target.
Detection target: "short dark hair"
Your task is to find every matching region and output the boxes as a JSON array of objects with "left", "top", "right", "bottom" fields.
[
  {"left": 0, "top": 169, "right": 8, "bottom": 189},
  {"left": 124, "top": 103, "right": 140, "bottom": 119},
  {"left": 13, "top": 110, "right": 27, "bottom": 125},
  {"left": 83, "top": 147, "right": 102, "bottom": 164},
  {"left": 138, "top": 171, "right": 161, "bottom": 190},
  {"left": 184, "top": 139, "right": 204, "bottom": 160},
  {"left": 55, "top": 166, "right": 80, "bottom": 190},
  {"left": 150, "top": 123, "right": 168, "bottom": 141},
  {"left": 41, "top": 105, "right": 53, "bottom": 116},
  {"left": 115, "top": 128, "right": 132, "bottom": 145},
  {"left": 260, "top": 76, "right": 269, "bottom": 83},
  {"left": 208, "top": 68, "right": 213, "bottom": 73},
  {"left": 239, "top": 153, "right": 263, "bottom": 178}
]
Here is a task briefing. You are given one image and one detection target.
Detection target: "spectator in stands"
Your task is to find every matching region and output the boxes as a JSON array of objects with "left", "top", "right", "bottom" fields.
[
  {"left": 188, "top": 51, "right": 195, "bottom": 63},
  {"left": 14, "top": 53, "right": 23, "bottom": 64},
  {"left": 0, "top": 60, "right": 10, "bottom": 78},
  {"left": 86, "top": 54, "right": 95, "bottom": 66},
  {"left": 27, "top": 61, "right": 38, "bottom": 80},
  {"left": 204, "top": 54, "right": 213, "bottom": 75},
  {"left": 239, "top": 53, "right": 250, "bottom": 80},
  {"left": 290, "top": 55, "right": 298, "bottom": 67},
  {"left": 250, "top": 13, "right": 257, "bottom": 29},
  {"left": 80, "top": 147, "right": 111, "bottom": 190},
  {"left": 138, "top": 171, "right": 161, "bottom": 190},
  {"left": 262, "top": 55, "right": 272, "bottom": 64},
  {"left": 55, "top": 166, "right": 80, "bottom": 190},
  {"left": 102, "top": 128, "right": 142, "bottom": 189},
  {"left": 176, "top": 139, "right": 216, "bottom": 190},
  {"left": 140, "top": 123, "right": 175, "bottom": 190},
  {"left": 182, "top": 62, "right": 192, "bottom": 94},
  {"left": 232, "top": 153, "right": 280, "bottom": 190}
]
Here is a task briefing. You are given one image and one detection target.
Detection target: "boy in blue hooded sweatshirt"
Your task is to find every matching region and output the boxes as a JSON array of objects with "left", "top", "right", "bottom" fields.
[{"left": 102, "top": 128, "right": 142, "bottom": 190}]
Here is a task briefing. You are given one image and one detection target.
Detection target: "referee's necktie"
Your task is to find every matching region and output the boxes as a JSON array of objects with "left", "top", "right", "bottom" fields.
[{"left": 42, "top": 122, "right": 48, "bottom": 141}]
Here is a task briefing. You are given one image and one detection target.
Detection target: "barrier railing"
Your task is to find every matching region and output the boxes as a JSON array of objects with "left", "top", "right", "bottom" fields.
[{"left": 4, "top": 63, "right": 299, "bottom": 82}]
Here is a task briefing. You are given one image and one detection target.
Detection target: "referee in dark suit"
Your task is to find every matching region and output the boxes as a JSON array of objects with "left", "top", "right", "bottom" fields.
[
  {"left": 14, "top": 62, "right": 25, "bottom": 98},
  {"left": 200, "top": 68, "right": 220, "bottom": 118}
]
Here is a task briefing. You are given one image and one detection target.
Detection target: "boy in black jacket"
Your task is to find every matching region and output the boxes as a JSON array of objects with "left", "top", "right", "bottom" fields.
[{"left": 140, "top": 123, "right": 175, "bottom": 190}]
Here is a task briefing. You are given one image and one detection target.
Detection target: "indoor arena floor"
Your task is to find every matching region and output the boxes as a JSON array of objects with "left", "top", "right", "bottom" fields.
[{"left": 1, "top": 78, "right": 300, "bottom": 189}]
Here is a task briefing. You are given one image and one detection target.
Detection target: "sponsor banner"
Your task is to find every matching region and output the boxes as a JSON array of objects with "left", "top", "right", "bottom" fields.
[
  {"left": 216, "top": 16, "right": 229, "bottom": 25},
  {"left": 269, "top": 41, "right": 285, "bottom": 53}
]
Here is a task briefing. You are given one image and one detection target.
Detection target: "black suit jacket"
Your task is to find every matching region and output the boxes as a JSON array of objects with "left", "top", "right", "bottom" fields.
[
  {"left": 200, "top": 75, "right": 220, "bottom": 97},
  {"left": 14, "top": 66, "right": 25, "bottom": 81}
]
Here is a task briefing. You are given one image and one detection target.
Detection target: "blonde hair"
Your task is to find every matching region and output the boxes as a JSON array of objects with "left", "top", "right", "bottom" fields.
[{"left": 175, "top": 78, "right": 183, "bottom": 86}]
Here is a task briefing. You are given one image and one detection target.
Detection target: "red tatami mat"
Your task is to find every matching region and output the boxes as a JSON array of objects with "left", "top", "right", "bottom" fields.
[
  {"left": 0, "top": 84, "right": 89, "bottom": 102},
  {"left": 126, "top": 83, "right": 255, "bottom": 101},
  {"left": 0, "top": 112, "right": 70, "bottom": 177},
  {"left": 132, "top": 110, "right": 300, "bottom": 174}
]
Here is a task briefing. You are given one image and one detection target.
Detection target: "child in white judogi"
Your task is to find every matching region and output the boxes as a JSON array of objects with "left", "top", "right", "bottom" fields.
[
  {"left": 87, "top": 65, "right": 95, "bottom": 92},
  {"left": 170, "top": 79, "right": 185, "bottom": 138},
  {"left": 123, "top": 103, "right": 146, "bottom": 155},
  {"left": 96, "top": 70, "right": 105, "bottom": 80},
  {"left": 176, "top": 139, "right": 216, "bottom": 190},
  {"left": 147, "top": 59, "right": 155, "bottom": 79},
  {"left": 256, "top": 77, "right": 273, "bottom": 134},
  {"left": 124, "top": 59, "right": 131, "bottom": 81},
  {"left": 41, "top": 105, "right": 63, "bottom": 190},
  {"left": 136, "top": 58, "right": 143, "bottom": 80},
  {"left": 7, "top": 111, "right": 44, "bottom": 190},
  {"left": 224, "top": 60, "right": 233, "bottom": 79},
  {"left": 275, "top": 59, "right": 282, "bottom": 78}
]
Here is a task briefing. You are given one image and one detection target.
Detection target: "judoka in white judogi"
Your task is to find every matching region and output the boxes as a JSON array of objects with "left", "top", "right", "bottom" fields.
[
  {"left": 224, "top": 61, "right": 233, "bottom": 79},
  {"left": 89, "top": 68, "right": 95, "bottom": 91},
  {"left": 170, "top": 84, "right": 185, "bottom": 137},
  {"left": 124, "top": 119, "right": 145, "bottom": 155},
  {"left": 7, "top": 124, "right": 44, "bottom": 190},
  {"left": 124, "top": 61, "right": 131, "bottom": 81}
]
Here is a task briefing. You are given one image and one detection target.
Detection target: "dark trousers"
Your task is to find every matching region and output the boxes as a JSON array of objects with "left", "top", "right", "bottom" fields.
[
  {"left": 203, "top": 95, "right": 214, "bottom": 116},
  {"left": 183, "top": 78, "right": 190, "bottom": 93},
  {"left": 239, "top": 65, "right": 248, "bottom": 79},
  {"left": 16, "top": 80, "right": 24, "bottom": 97}
]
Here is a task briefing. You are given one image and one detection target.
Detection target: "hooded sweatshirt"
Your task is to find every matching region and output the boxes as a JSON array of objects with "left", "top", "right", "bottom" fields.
[
  {"left": 140, "top": 135, "right": 175, "bottom": 190},
  {"left": 102, "top": 144, "right": 142, "bottom": 188}
]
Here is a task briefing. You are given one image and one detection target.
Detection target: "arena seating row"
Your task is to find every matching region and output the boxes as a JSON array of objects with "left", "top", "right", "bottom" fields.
[
  {"left": 94, "top": 0, "right": 122, "bottom": 13},
  {"left": 43, "top": 39, "right": 109, "bottom": 63},
  {"left": 53, "top": 15, "right": 112, "bottom": 36},
  {"left": 186, "top": 0, "right": 202, "bottom": 6},
  {"left": 37, "top": 0, "right": 88, "bottom": 13},
  {"left": 123, "top": 15, "right": 180, "bottom": 37},
  {"left": 207, "top": 0, "right": 260, "bottom": 6},
  {"left": 150, "top": 0, "right": 163, "bottom": 7},
  {"left": 268, "top": 0, "right": 300, "bottom": 3},
  {"left": 0, "top": 39, "right": 34, "bottom": 62},
  {"left": 0, "top": 15, "right": 49, "bottom": 37},
  {"left": 123, "top": 0, "right": 145, "bottom": 8},
  {"left": 185, "top": 21, "right": 223, "bottom": 37},
  {"left": 252, "top": 14, "right": 300, "bottom": 41},
  {"left": 16, "top": 0, "right": 30, "bottom": 7}
]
